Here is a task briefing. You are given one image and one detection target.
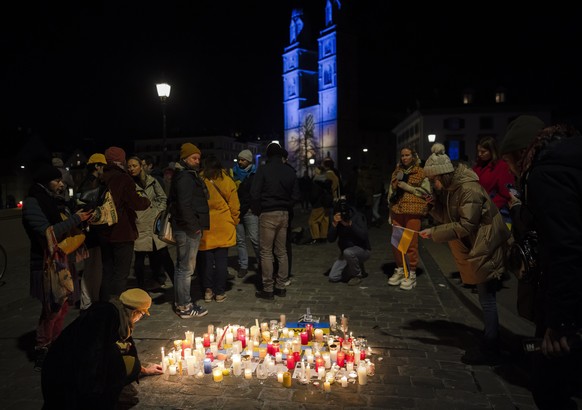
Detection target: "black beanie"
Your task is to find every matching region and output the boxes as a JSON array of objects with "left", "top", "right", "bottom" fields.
[
  {"left": 266, "top": 142, "right": 282, "bottom": 157},
  {"left": 500, "top": 115, "right": 545, "bottom": 154},
  {"left": 33, "top": 163, "right": 62, "bottom": 185}
]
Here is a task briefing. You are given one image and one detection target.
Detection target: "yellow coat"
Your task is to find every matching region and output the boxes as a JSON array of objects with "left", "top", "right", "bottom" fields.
[{"left": 199, "top": 170, "right": 240, "bottom": 251}]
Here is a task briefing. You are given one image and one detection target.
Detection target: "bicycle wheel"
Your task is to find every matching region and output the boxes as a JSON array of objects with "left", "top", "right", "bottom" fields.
[{"left": 0, "top": 244, "right": 7, "bottom": 284}]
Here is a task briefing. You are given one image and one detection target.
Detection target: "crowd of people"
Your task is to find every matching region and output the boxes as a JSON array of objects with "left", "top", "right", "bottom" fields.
[{"left": 22, "top": 115, "right": 581, "bottom": 408}]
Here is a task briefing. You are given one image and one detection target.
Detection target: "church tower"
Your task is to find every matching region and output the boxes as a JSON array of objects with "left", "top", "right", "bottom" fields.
[{"left": 283, "top": 0, "right": 357, "bottom": 175}]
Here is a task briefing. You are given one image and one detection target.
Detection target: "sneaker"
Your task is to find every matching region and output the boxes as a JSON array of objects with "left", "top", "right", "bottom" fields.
[
  {"left": 284, "top": 278, "right": 292, "bottom": 286},
  {"left": 161, "top": 282, "right": 173, "bottom": 290},
  {"left": 204, "top": 288, "right": 214, "bottom": 303},
  {"left": 399, "top": 272, "right": 417, "bottom": 290},
  {"left": 215, "top": 293, "right": 227, "bottom": 303},
  {"left": 34, "top": 347, "right": 49, "bottom": 372},
  {"left": 177, "top": 304, "right": 208, "bottom": 319},
  {"left": 237, "top": 268, "right": 248, "bottom": 278},
  {"left": 348, "top": 276, "right": 362, "bottom": 286},
  {"left": 388, "top": 267, "right": 404, "bottom": 286}
]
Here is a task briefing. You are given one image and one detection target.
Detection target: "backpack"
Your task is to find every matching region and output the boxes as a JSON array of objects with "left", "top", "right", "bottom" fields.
[{"left": 311, "top": 178, "right": 334, "bottom": 208}]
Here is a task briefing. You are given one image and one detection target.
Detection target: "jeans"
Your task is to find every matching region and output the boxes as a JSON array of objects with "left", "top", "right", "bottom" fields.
[
  {"left": 236, "top": 210, "right": 260, "bottom": 270},
  {"left": 329, "top": 246, "right": 371, "bottom": 282},
  {"left": 173, "top": 229, "right": 202, "bottom": 308},
  {"left": 476, "top": 281, "right": 499, "bottom": 343},
  {"left": 259, "top": 210, "right": 288, "bottom": 292},
  {"left": 80, "top": 246, "right": 102, "bottom": 310},
  {"left": 199, "top": 247, "right": 229, "bottom": 295}
]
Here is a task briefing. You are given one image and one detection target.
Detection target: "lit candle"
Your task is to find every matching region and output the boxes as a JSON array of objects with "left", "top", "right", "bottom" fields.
[
  {"left": 225, "top": 332, "right": 234, "bottom": 346},
  {"left": 281, "top": 328, "right": 289, "bottom": 339},
  {"left": 186, "top": 356, "right": 196, "bottom": 375},
  {"left": 277, "top": 371, "right": 284, "bottom": 383},
  {"left": 315, "top": 356, "right": 324, "bottom": 372},
  {"left": 260, "top": 322, "right": 269, "bottom": 332},
  {"left": 357, "top": 363, "right": 367, "bottom": 385},
  {"left": 323, "top": 352, "right": 331, "bottom": 369},
  {"left": 283, "top": 371, "right": 292, "bottom": 388},
  {"left": 244, "top": 368, "right": 252, "bottom": 379},
  {"left": 275, "top": 352, "right": 282, "bottom": 363},
  {"left": 286, "top": 355, "right": 296, "bottom": 370},
  {"left": 208, "top": 324, "right": 214, "bottom": 336},
  {"left": 304, "top": 323, "right": 313, "bottom": 341},
  {"left": 237, "top": 327, "right": 246, "bottom": 342},
  {"left": 346, "top": 361, "right": 354, "bottom": 372},
  {"left": 203, "top": 358, "right": 212, "bottom": 374},
  {"left": 262, "top": 330, "right": 271, "bottom": 343},
  {"left": 203, "top": 333, "right": 210, "bottom": 347},
  {"left": 169, "top": 365, "right": 177, "bottom": 375},
  {"left": 185, "top": 331, "right": 194, "bottom": 346},
  {"left": 314, "top": 328, "right": 323, "bottom": 342},
  {"left": 324, "top": 381, "right": 331, "bottom": 392},
  {"left": 317, "top": 366, "right": 325, "bottom": 380},
  {"left": 184, "top": 348, "right": 192, "bottom": 358},
  {"left": 300, "top": 331, "right": 308, "bottom": 345},
  {"left": 232, "top": 354, "right": 242, "bottom": 376},
  {"left": 341, "top": 376, "right": 348, "bottom": 387},
  {"left": 195, "top": 337, "right": 203, "bottom": 349},
  {"left": 353, "top": 347, "right": 360, "bottom": 364},
  {"left": 213, "top": 368, "right": 223, "bottom": 382},
  {"left": 336, "top": 350, "right": 345, "bottom": 367},
  {"left": 307, "top": 354, "right": 314, "bottom": 364},
  {"left": 288, "top": 329, "right": 294, "bottom": 339}
]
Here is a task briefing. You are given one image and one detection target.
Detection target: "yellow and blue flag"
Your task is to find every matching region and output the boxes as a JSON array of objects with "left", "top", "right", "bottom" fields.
[{"left": 391, "top": 225, "right": 416, "bottom": 278}]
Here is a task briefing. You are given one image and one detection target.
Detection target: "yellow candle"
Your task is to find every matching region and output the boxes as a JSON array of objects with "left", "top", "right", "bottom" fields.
[
  {"left": 341, "top": 376, "right": 348, "bottom": 387},
  {"left": 314, "top": 328, "right": 324, "bottom": 342},
  {"left": 324, "top": 381, "right": 331, "bottom": 392},
  {"left": 244, "top": 368, "right": 252, "bottom": 379},
  {"left": 283, "top": 371, "right": 292, "bottom": 388},
  {"left": 213, "top": 369, "right": 223, "bottom": 382},
  {"left": 277, "top": 371, "right": 284, "bottom": 383}
]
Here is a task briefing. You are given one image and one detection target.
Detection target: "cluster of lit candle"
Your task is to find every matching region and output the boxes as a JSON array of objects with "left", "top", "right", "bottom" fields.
[{"left": 158, "top": 314, "right": 375, "bottom": 390}]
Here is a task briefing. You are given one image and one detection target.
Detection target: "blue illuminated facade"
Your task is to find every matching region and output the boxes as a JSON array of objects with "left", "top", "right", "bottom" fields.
[{"left": 283, "top": 0, "right": 358, "bottom": 174}]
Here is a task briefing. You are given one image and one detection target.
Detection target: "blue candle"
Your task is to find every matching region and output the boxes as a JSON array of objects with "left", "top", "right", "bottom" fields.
[{"left": 204, "top": 358, "right": 212, "bottom": 374}]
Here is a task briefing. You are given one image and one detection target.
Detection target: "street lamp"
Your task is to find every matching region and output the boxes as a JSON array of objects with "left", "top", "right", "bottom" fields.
[
  {"left": 156, "top": 82, "right": 171, "bottom": 165},
  {"left": 427, "top": 134, "right": 436, "bottom": 143}
]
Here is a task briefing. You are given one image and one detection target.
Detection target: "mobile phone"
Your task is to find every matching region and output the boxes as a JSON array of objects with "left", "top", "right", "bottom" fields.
[{"left": 505, "top": 183, "right": 520, "bottom": 198}]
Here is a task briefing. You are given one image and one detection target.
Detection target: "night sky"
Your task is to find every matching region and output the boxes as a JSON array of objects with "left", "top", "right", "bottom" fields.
[{"left": 3, "top": 1, "right": 581, "bottom": 154}]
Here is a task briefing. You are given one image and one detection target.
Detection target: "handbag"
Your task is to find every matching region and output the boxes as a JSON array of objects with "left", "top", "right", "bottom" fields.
[
  {"left": 45, "top": 226, "right": 75, "bottom": 308},
  {"left": 89, "top": 190, "right": 118, "bottom": 226},
  {"left": 154, "top": 209, "right": 175, "bottom": 245}
]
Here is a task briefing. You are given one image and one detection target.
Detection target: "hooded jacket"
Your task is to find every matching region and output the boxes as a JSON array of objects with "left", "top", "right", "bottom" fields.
[{"left": 429, "top": 163, "right": 511, "bottom": 285}]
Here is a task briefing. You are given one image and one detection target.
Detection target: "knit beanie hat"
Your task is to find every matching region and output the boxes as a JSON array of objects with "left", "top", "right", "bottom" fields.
[
  {"left": 87, "top": 153, "right": 107, "bottom": 165},
  {"left": 423, "top": 143, "right": 454, "bottom": 177},
  {"left": 180, "top": 143, "right": 201, "bottom": 160},
  {"left": 104, "top": 146, "right": 126, "bottom": 166},
  {"left": 51, "top": 157, "right": 64, "bottom": 167},
  {"left": 33, "top": 163, "right": 63, "bottom": 185},
  {"left": 238, "top": 149, "right": 253, "bottom": 162},
  {"left": 266, "top": 142, "right": 282, "bottom": 157},
  {"left": 119, "top": 288, "right": 151, "bottom": 316},
  {"left": 499, "top": 115, "right": 545, "bottom": 154}
]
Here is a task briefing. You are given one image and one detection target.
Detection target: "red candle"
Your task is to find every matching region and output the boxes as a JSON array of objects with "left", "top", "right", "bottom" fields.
[
  {"left": 315, "top": 356, "right": 324, "bottom": 372},
  {"left": 304, "top": 324, "right": 313, "bottom": 341},
  {"left": 203, "top": 333, "right": 211, "bottom": 348},
  {"left": 293, "top": 351, "right": 301, "bottom": 363},
  {"left": 286, "top": 355, "right": 296, "bottom": 370},
  {"left": 360, "top": 349, "right": 366, "bottom": 360},
  {"left": 300, "top": 331, "right": 308, "bottom": 345},
  {"left": 336, "top": 350, "right": 345, "bottom": 367},
  {"left": 346, "top": 350, "right": 355, "bottom": 363},
  {"left": 267, "top": 342, "right": 274, "bottom": 356},
  {"left": 237, "top": 327, "right": 246, "bottom": 342}
]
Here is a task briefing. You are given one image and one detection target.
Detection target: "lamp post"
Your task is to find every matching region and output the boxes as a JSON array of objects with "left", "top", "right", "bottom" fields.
[{"left": 156, "top": 82, "right": 171, "bottom": 165}]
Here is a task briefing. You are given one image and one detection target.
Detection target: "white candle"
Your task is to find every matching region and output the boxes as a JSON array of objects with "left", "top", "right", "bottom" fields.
[
  {"left": 346, "top": 361, "right": 354, "bottom": 372},
  {"left": 232, "top": 354, "right": 242, "bottom": 376},
  {"left": 275, "top": 352, "right": 282, "bottom": 363},
  {"left": 323, "top": 353, "right": 331, "bottom": 369},
  {"left": 277, "top": 371, "right": 284, "bottom": 383},
  {"left": 225, "top": 332, "right": 234, "bottom": 345},
  {"left": 184, "top": 348, "right": 192, "bottom": 358},
  {"left": 282, "top": 328, "right": 289, "bottom": 338},
  {"left": 209, "top": 333, "right": 215, "bottom": 343},
  {"left": 314, "top": 328, "right": 324, "bottom": 342},
  {"left": 280, "top": 314, "right": 286, "bottom": 327},
  {"left": 329, "top": 314, "right": 336, "bottom": 329},
  {"left": 261, "top": 322, "right": 269, "bottom": 331},
  {"left": 324, "top": 381, "right": 331, "bottom": 392},
  {"left": 186, "top": 356, "right": 196, "bottom": 375},
  {"left": 185, "top": 331, "right": 194, "bottom": 345},
  {"left": 244, "top": 368, "right": 252, "bottom": 379},
  {"left": 288, "top": 329, "right": 294, "bottom": 339},
  {"left": 341, "top": 376, "right": 348, "bottom": 387},
  {"left": 307, "top": 354, "right": 314, "bottom": 364},
  {"left": 357, "top": 363, "right": 367, "bottom": 385},
  {"left": 317, "top": 366, "right": 325, "bottom": 379},
  {"left": 353, "top": 347, "right": 360, "bottom": 364},
  {"left": 169, "top": 365, "right": 177, "bottom": 375},
  {"left": 213, "top": 368, "right": 223, "bottom": 382}
]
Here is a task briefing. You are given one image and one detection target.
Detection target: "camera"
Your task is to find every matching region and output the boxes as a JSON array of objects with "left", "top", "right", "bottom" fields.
[{"left": 334, "top": 196, "right": 351, "bottom": 221}]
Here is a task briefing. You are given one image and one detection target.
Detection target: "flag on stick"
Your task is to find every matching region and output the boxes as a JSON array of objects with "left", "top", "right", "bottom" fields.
[{"left": 391, "top": 225, "right": 416, "bottom": 279}]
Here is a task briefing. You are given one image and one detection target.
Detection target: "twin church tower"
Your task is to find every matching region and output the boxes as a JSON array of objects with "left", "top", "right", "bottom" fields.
[{"left": 282, "top": 0, "right": 358, "bottom": 175}]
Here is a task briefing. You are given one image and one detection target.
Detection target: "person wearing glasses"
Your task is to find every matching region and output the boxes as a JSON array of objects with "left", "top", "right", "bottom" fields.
[{"left": 41, "top": 288, "right": 163, "bottom": 408}]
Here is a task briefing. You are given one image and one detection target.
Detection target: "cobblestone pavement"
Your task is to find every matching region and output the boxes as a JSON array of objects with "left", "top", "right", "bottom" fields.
[{"left": 0, "top": 208, "right": 574, "bottom": 409}]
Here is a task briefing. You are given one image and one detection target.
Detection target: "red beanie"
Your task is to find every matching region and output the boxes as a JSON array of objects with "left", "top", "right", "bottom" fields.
[{"left": 105, "top": 146, "right": 126, "bottom": 166}]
